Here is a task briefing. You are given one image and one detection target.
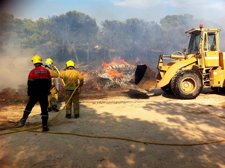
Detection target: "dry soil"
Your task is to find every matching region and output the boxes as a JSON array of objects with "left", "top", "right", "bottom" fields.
[{"left": 0, "top": 88, "right": 225, "bottom": 168}]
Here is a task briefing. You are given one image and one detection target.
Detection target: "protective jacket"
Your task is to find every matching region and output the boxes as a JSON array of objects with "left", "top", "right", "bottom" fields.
[
  {"left": 28, "top": 65, "right": 51, "bottom": 96},
  {"left": 45, "top": 65, "right": 59, "bottom": 89},
  {"left": 60, "top": 67, "right": 84, "bottom": 90}
]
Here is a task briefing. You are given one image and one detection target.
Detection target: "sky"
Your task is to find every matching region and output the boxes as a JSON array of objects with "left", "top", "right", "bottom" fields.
[{"left": 5, "top": 0, "right": 225, "bottom": 24}]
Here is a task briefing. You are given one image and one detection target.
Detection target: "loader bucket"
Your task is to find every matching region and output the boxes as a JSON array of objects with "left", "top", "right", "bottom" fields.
[{"left": 134, "top": 64, "right": 156, "bottom": 89}]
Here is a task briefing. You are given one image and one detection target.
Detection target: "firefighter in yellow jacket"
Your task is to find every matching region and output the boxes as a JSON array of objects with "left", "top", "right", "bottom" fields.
[
  {"left": 60, "top": 60, "right": 84, "bottom": 118},
  {"left": 45, "top": 58, "right": 60, "bottom": 112}
]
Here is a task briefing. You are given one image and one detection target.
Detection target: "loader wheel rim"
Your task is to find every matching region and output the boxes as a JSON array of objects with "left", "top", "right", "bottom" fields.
[{"left": 180, "top": 78, "right": 196, "bottom": 93}]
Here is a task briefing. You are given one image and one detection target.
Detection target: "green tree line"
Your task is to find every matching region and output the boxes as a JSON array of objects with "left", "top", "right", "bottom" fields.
[{"left": 0, "top": 11, "right": 210, "bottom": 66}]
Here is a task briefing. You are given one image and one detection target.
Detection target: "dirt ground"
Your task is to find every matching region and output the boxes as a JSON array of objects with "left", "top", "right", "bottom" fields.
[{"left": 0, "top": 88, "right": 225, "bottom": 168}]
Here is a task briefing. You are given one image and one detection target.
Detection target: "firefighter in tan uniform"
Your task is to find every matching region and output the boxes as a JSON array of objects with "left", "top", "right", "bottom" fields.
[
  {"left": 60, "top": 60, "right": 84, "bottom": 118},
  {"left": 45, "top": 58, "right": 60, "bottom": 112}
]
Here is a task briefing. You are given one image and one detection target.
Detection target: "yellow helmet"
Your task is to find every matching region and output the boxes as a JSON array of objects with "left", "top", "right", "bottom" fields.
[
  {"left": 32, "top": 54, "right": 42, "bottom": 64},
  {"left": 66, "top": 60, "right": 75, "bottom": 68},
  {"left": 45, "top": 58, "right": 53, "bottom": 65}
]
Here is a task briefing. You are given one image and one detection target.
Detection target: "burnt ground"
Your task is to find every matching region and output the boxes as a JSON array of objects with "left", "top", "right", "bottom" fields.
[{"left": 0, "top": 87, "right": 225, "bottom": 168}]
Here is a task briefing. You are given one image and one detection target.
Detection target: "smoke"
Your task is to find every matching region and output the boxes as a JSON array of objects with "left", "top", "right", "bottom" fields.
[{"left": 0, "top": 47, "right": 33, "bottom": 90}]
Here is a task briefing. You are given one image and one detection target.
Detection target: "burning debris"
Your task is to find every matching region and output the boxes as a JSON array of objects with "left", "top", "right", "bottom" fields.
[
  {"left": 80, "top": 56, "right": 156, "bottom": 99},
  {"left": 97, "top": 57, "right": 136, "bottom": 89}
]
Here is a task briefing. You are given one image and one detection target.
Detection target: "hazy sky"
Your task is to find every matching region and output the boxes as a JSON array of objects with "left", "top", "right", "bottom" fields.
[{"left": 6, "top": 0, "right": 225, "bottom": 23}]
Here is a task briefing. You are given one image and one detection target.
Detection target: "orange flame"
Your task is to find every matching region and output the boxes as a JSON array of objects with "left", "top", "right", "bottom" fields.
[
  {"left": 108, "top": 69, "right": 123, "bottom": 78},
  {"left": 101, "top": 57, "right": 130, "bottom": 78}
]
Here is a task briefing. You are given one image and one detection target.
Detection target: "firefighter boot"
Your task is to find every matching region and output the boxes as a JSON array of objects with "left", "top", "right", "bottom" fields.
[
  {"left": 16, "top": 118, "right": 26, "bottom": 127},
  {"left": 52, "top": 105, "right": 59, "bottom": 112},
  {"left": 65, "top": 114, "right": 71, "bottom": 119},
  {"left": 74, "top": 114, "right": 80, "bottom": 119},
  {"left": 42, "top": 116, "right": 49, "bottom": 132},
  {"left": 65, "top": 109, "right": 71, "bottom": 119},
  {"left": 42, "top": 126, "right": 49, "bottom": 132},
  {"left": 16, "top": 111, "right": 30, "bottom": 127},
  {"left": 47, "top": 107, "right": 52, "bottom": 112}
]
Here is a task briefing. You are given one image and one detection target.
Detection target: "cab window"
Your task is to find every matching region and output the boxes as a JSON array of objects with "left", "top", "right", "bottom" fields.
[
  {"left": 208, "top": 33, "right": 216, "bottom": 51},
  {"left": 188, "top": 32, "right": 201, "bottom": 54}
]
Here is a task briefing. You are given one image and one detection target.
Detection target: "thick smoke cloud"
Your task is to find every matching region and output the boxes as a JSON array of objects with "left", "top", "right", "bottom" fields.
[
  {"left": 0, "top": 48, "right": 33, "bottom": 90},
  {"left": 0, "top": 0, "right": 34, "bottom": 90}
]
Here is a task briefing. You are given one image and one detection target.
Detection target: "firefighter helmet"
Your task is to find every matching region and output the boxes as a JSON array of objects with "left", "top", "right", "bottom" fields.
[
  {"left": 32, "top": 55, "right": 42, "bottom": 64},
  {"left": 45, "top": 58, "right": 53, "bottom": 65},
  {"left": 66, "top": 60, "right": 75, "bottom": 67}
]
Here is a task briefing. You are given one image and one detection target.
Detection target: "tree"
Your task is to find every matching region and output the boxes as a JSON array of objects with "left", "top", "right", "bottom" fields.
[{"left": 45, "top": 11, "right": 99, "bottom": 62}]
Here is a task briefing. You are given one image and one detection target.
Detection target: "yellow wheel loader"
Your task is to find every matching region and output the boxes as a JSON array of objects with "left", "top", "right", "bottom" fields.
[{"left": 135, "top": 25, "right": 225, "bottom": 99}]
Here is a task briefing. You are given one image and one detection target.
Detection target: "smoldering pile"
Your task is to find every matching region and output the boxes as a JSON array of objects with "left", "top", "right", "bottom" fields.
[
  {"left": 81, "top": 56, "right": 157, "bottom": 91},
  {"left": 0, "top": 86, "right": 27, "bottom": 106},
  {"left": 97, "top": 57, "right": 136, "bottom": 89}
]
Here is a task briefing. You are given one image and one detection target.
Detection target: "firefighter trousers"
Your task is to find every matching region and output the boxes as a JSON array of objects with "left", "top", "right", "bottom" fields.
[
  {"left": 23, "top": 94, "right": 49, "bottom": 126},
  {"left": 65, "top": 90, "right": 80, "bottom": 116},
  {"left": 48, "top": 87, "right": 58, "bottom": 109}
]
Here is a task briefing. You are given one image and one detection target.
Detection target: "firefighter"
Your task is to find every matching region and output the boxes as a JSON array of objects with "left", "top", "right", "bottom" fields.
[
  {"left": 16, "top": 55, "right": 51, "bottom": 132},
  {"left": 60, "top": 60, "right": 84, "bottom": 119},
  {"left": 45, "top": 58, "right": 60, "bottom": 112}
]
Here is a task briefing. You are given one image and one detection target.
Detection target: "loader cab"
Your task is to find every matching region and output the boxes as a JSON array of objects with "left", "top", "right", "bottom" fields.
[
  {"left": 186, "top": 26, "right": 221, "bottom": 67},
  {"left": 203, "top": 30, "right": 220, "bottom": 67}
]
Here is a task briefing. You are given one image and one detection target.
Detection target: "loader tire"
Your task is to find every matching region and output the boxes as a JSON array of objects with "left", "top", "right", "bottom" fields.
[
  {"left": 161, "top": 83, "right": 173, "bottom": 94},
  {"left": 171, "top": 70, "right": 202, "bottom": 99}
]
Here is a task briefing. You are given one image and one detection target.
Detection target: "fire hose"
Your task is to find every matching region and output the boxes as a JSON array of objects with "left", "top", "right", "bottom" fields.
[
  {"left": 0, "top": 85, "right": 80, "bottom": 134},
  {"left": 1, "top": 89, "right": 225, "bottom": 146}
]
